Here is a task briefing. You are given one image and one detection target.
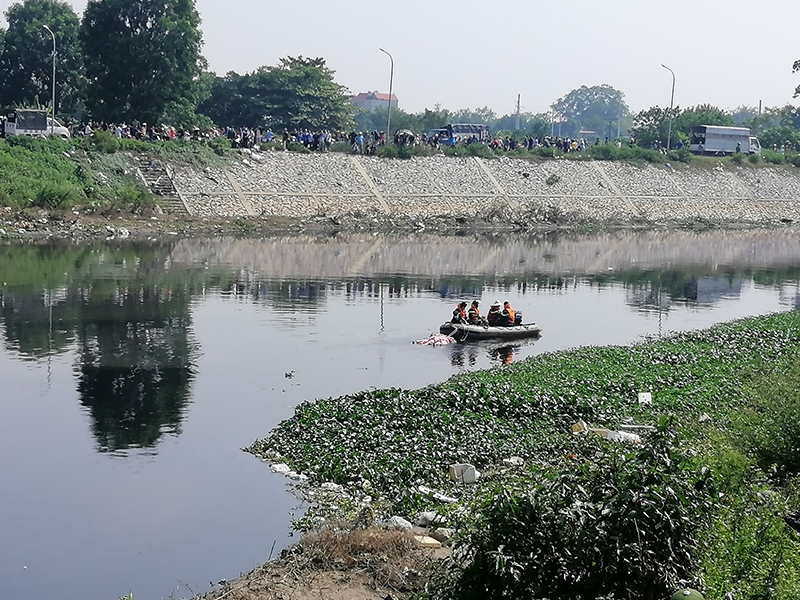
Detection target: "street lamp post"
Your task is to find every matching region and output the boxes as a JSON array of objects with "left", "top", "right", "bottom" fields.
[
  {"left": 43, "top": 25, "right": 56, "bottom": 136},
  {"left": 661, "top": 64, "right": 675, "bottom": 151},
  {"left": 379, "top": 48, "right": 393, "bottom": 141}
]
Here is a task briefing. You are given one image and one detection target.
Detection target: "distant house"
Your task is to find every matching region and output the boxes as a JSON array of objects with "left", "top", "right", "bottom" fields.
[{"left": 352, "top": 91, "right": 399, "bottom": 112}]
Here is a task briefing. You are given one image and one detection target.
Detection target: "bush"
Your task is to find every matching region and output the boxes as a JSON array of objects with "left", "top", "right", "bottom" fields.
[
  {"left": 731, "top": 153, "right": 745, "bottom": 164},
  {"left": 31, "top": 183, "right": 82, "bottom": 209},
  {"left": 208, "top": 135, "right": 231, "bottom": 156},
  {"left": 762, "top": 149, "right": 786, "bottom": 165},
  {"left": 376, "top": 144, "right": 399, "bottom": 158},
  {"left": 287, "top": 141, "right": 310, "bottom": 154},
  {"left": 667, "top": 148, "right": 693, "bottom": 164},
  {"left": 438, "top": 421, "right": 716, "bottom": 600},
  {"left": 329, "top": 141, "right": 350, "bottom": 153},
  {"left": 748, "top": 153, "right": 761, "bottom": 164},
  {"left": 737, "top": 361, "right": 800, "bottom": 482},
  {"left": 535, "top": 146, "right": 556, "bottom": 158},
  {"left": 114, "top": 186, "right": 155, "bottom": 212},
  {"left": 89, "top": 130, "right": 120, "bottom": 153}
]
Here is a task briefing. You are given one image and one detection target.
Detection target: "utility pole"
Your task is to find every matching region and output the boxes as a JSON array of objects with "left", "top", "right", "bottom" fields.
[
  {"left": 661, "top": 64, "right": 676, "bottom": 151},
  {"left": 379, "top": 48, "right": 394, "bottom": 139},
  {"left": 43, "top": 25, "right": 56, "bottom": 136},
  {"left": 515, "top": 94, "right": 521, "bottom": 131}
]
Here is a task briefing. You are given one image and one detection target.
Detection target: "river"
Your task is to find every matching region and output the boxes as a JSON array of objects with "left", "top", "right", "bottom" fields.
[{"left": 2, "top": 229, "right": 799, "bottom": 599}]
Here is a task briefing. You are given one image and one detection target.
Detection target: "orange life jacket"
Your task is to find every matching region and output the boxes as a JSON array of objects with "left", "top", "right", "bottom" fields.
[
  {"left": 452, "top": 306, "right": 466, "bottom": 323},
  {"left": 503, "top": 304, "right": 516, "bottom": 325}
]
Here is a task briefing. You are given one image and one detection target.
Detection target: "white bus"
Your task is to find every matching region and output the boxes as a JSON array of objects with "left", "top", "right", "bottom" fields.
[{"left": 690, "top": 125, "right": 760, "bottom": 155}]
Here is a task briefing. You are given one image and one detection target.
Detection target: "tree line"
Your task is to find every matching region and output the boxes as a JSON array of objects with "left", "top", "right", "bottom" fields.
[{"left": 0, "top": 0, "right": 798, "bottom": 152}]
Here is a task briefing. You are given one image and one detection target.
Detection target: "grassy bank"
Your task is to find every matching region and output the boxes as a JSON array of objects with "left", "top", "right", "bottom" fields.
[
  {"left": 0, "top": 134, "right": 230, "bottom": 213},
  {"left": 249, "top": 311, "right": 800, "bottom": 599}
]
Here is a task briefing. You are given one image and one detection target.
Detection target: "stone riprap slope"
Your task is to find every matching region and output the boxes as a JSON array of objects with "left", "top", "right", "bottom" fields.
[{"left": 167, "top": 151, "right": 800, "bottom": 224}]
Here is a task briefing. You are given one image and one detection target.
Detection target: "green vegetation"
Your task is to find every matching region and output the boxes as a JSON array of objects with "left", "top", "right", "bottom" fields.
[
  {"left": 81, "top": 0, "right": 203, "bottom": 125},
  {"left": 0, "top": 135, "right": 161, "bottom": 211},
  {"left": 250, "top": 311, "right": 800, "bottom": 599},
  {"left": 199, "top": 56, "right": 354, "bottom": 132}
]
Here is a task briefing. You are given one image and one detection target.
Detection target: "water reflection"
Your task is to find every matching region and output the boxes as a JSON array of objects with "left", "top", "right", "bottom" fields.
[
  {"left": 75, "top": 284, "right": 196, "bottom": 452},
  {"left": 2, "top": 231, "right": 800, "bottom": 454},
  {"left": 0, "top": 242, "right": 198, "bottom": 452},
  {"left": 450, "top": 341, "right": 528, "bottom": 367}
]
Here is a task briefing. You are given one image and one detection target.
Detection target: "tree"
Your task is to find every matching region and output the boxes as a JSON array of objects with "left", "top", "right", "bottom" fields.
[
  {"left": 199, "top": 57, "right": 353, "bottom": 132},
  {"left": 81, "top": 0, "right": 203, "bottom": 124},
  {"left": 0, "top": 0, "right": 84, "bottom": 114},
  {"left": 674, "top": 104, "right": 734, "bottom": 135},
  {"left": 629, "top": 105, "right": 674, "bottom": 148},
  {"left": 551, "top": 84, "right": 630, "bottom": 139},
  {"left": 794, "top": 58, "right": 800, "bottom": 98}
]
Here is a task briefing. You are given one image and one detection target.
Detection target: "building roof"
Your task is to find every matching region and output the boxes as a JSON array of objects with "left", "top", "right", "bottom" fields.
[{"left": 353, "top": 91, "right": 399, "bottom": 102}]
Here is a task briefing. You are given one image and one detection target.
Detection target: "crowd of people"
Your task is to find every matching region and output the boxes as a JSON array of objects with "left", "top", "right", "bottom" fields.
[
  {"left": 451, "top": 300, "right": 521, "bottom": 327},
  {"left": 60, "top": 117, "right": 651, "bottom": 160}
]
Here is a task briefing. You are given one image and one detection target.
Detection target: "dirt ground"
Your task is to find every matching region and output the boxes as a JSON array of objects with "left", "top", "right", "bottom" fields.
[{"left": 200, "top": 528, "right": 450, "bottom": 600}]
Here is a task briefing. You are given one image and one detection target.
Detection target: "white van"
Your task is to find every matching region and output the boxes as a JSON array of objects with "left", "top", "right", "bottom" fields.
[{"left": 3, "top": 109, "right": 70, "bottom": 139}]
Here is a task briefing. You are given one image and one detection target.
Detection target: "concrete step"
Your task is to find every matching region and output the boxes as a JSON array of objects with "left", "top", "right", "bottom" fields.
[{"left": 155, "top": 196, "right": 188, "bottom": 215}]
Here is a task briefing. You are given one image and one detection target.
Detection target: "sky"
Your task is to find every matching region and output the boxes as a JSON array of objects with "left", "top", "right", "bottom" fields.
[{"left": 1, "top": 0, "right": 798, "bottom": 117}]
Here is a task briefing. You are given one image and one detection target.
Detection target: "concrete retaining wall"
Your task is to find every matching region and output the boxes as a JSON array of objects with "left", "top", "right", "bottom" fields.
[{"left": 168, "top": 152, "right": 800, "bottom": 223}]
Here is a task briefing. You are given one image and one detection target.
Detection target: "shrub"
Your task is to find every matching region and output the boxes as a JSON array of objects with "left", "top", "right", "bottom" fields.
[
  {"left": 208, "top": 135, "right": 231, "bottom": 156},
  {"left": 287, "top": 141, "right": 310, "bottom": 154},
  {"left": 731, "top": 153, "right": 745, "bottom": 164},
  {"left": 377, "top": 144, "right": 399, "bottom": 158},
  {"left": 89, "top": 130, "right": 120, "bottom": 154},
  {"left": 114, "top": 186, "right": 155, "bottom": 212},
  {"left": 667, "top": 148, "right": 693, "bottom": 163},
  {"left": 762, "top": 149, "right": 786, "bottom": 165},
  {"left": 438, "top": 421, "right": 716, "bottom": 600},
  {"left": 736, "top": 361, "right": 800, "bottom": 482},
  {"left": 31, "top": 183, "right": 82, "bottom": 209},
  {"left": 329, "top": 141, "right": 350, "bottom": 154},
  {"left": 748, "top": 153, "right": 761, "bottom": 164}
]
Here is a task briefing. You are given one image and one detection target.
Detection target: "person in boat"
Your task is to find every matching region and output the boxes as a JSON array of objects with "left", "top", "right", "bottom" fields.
[
  {"left": 486, "top": 301, "right": 503, "bottom": 326},
  {"left": 467, "top": 300, "right": 481, "bottom": 325},
  {"left": 451, "top": 301, "right": 468, "bottom": 324},
  {"left": 501, "top": 301, "right": 516, "bottom": 326}
]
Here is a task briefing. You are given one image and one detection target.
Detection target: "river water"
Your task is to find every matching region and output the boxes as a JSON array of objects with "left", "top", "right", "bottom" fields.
[{"left": 2, "top": 229, "right": 800, "bottom": 600}]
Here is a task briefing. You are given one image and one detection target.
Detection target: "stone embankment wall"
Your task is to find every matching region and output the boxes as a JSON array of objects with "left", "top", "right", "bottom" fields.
[{"left": 167, "top": 152, "right": 800, "bottom": 223}]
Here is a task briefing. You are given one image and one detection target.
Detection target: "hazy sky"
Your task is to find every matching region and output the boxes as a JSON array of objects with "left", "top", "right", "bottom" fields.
[{"left": 2, "top": 0, "right": 798, "bottom": 116}]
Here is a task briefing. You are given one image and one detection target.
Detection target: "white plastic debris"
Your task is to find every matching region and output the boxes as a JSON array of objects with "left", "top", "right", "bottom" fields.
[
  {"left": 320, "top": 482, "right": 344, "bottom": 493},
  {"left": 638, "top": 392, "right": 653, "bottom": 405},
  {"left": 415, "top": 511, "right": 441, "bottom": 527},
  {"left": 387, "top": 516, "right": 413, "bottom": 531},
  {"left": 572, "top": 420, "right": 641, "bottom": 444},
  {"left": 449, "top": 463, "right": 480, "bottom": 484},
  {"left": 503, "top": 456, "right": 525, "bottom": 467},
  {"left": 270, "top": 463, "right": 291, "bottom": 474},
  {"left": 432, "top": 492, "right": 458, "bottom": 504}
]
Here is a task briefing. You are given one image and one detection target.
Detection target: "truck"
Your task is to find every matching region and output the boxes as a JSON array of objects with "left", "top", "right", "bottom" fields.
[
  {"left": 2, "top": 109, "right": 70, "bottom": 139},
  {"left": 689, "top": 125, "right": 760, "bottom": 155},
  {"left": 426, "top": 123, "right": 490, "bottom": 146}
]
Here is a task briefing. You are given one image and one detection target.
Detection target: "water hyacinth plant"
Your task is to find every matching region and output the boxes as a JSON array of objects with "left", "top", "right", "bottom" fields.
[{"left": 250, "top": 312, "right": 800, "bottom": 509}]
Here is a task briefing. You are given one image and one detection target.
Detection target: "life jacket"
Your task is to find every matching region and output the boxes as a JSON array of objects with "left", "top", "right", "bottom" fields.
[
  {"left": 467, "top": 306, "right": 480, "bottom": 324},
  {"left": 502, "top": 304, "right": 516, "bottom": 325},
  {"left": 452, "top": 306, "right": 466, "bottom": 323}
]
